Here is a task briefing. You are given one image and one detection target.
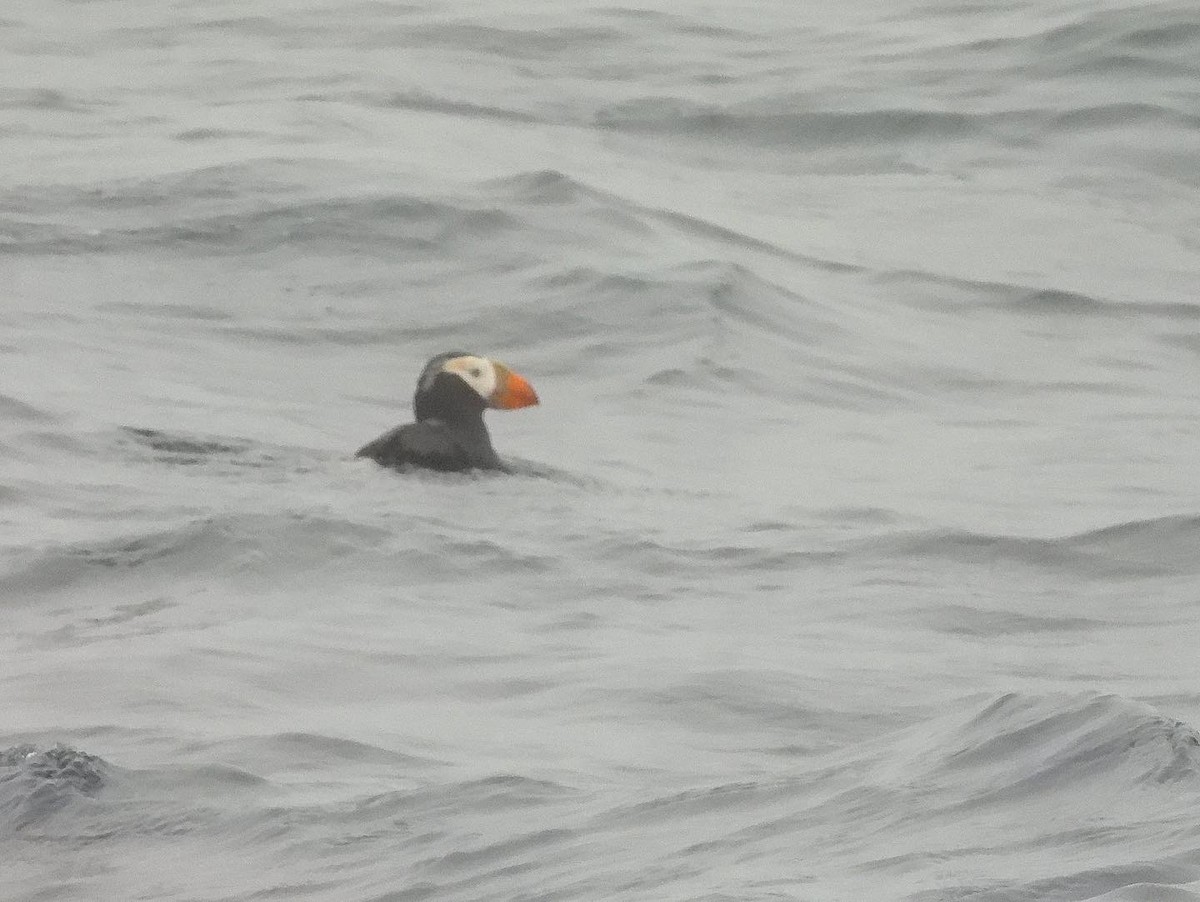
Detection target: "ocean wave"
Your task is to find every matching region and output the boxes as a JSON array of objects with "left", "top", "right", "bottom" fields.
[
  {"left": 376, "top": 89, "right": 542, "bottom": 125},
  {"left": 583, "top": 0, "right": 1200, "bottom": 169},
  {"left": 877, "top": 268, "right": 1200, "bottom": 320},
  {"left": 0, "top": 393, "right": 55, "bottom": 423},
  {"left": 483, "top": 168, "right": 594, "bottom": 206},
  {"left": 585, "top": 534, "right": 841, "bottom": 576},
  {"left": 875, "top": 514, "right": 1200, "bottom": 578},
  {"left": 400, "top": 21, "right": 625, "bottom": 60},
  {"left": 633, "top": 260, "right": 912, "bottom": 408},
  {"left": 117, "top": 426, "right": 343, "bottom": 475},
  {"left": 1047, "top": 102, "right": 1200, "bottom": 133},
  {"left": 976, "top": 3, "right": 1200, "bottom": 82},
  {"left": 922, "top": 604, "right": 1107, "bottom": 637},
  {"left": 0, "top": 744, "right": 108, "bottom": 831},
  {"left": 0, "top": 195, "right": 518, "bottom": 257},
  {"left": 596, "top": 97, "right": 985, "bottom": 148},
  {"left": 487, "top": 168, "right": 857, "bottom": 272},
  {"left": 0, "top": 88, "right": 94, "bottom": 112},
  {"left": 882, "top": 693, "right": 1200, "bottom": 796},
  {"left": 351, "top": 774, "right": 578, "bottom": 826},
  {"left": 120, "top": 426, "right": 257, "bottom": 462},
  {"left": 0, "top": 162, "right": 521, "bottom": 257},
  {"left": 0, "top": 514, "right": 394, "bottom": 597},
  {"left": 190, "top": 732, "right": 441, "bottom": 772},
  {"left": 1, "top": 164, "right": 852, "bottom": 294}
]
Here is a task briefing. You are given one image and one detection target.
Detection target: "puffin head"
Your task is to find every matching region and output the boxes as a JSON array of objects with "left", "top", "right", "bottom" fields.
[{"left": 413, "top": 351, "right": 539, "bottom": 422}]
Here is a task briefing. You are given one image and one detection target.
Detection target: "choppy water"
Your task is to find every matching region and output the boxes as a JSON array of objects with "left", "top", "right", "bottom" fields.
[{"left": 4, "top": 1, "right": 1200, "bottom": 899}]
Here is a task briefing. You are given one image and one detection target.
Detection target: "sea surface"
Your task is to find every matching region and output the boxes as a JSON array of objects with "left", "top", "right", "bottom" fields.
[{"left": 3, "top": 1, "right": 1200, "bottom": 899}]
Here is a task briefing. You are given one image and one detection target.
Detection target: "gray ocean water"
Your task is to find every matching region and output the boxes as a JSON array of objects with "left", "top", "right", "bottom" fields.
[{"left": 4, "top": 1, "right": 1200, "bottom": 899}]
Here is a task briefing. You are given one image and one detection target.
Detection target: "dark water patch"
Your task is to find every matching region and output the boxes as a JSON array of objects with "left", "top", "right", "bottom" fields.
[
  {"left": 224, "top": 322, "right": 422, "bottom": 347},
  {"left": 2, "top": 162, "right": 301, "bottom": 216},
  {"left": 926, "top": 866, "right": 1200, "bottom": 902},
  {"left": 739, "top": 519, "right": 799, "bottom": 534},
  {"left": 587, "top": 534, "right": 841, "bottom": 575},
  {"left": 439, "top": 539, "right": 554, "bottom": 575},
  {"left": 1120, "top": 21, "right": 1200, "bottom": 52},
  {"left": 637, "top": 670, "right": 844, "bottom": 736},
  {"left": 144, "top": 762, "right": 270, "bottom": 792},
  {"left": 121, "top": 426, "right": 253, "bottom": 459},
  {"left": 98, "top": 300, "right": 234, "bottom": 321},
  {"left": 596, "top": 97, "right": 986, "bottom": 148},
  {"left": 594, "top": 779, "right": 768, "bottom": 829},
  {"left": 412, "top": 826, "right": 576, "bottom": 879},
  {"left": 0, "top": 513, "right": 394, "bottom": 597},
  {"left": 592, "top": 6, "right": 759, "bottom": 42},
  {"left": 0, "top": 505, "right": 596, "bottom": 598},
  {"left": 117, "top": 197, "right": 519, "bottom": 257},
  {"left": 189, "top": 733, "right": 440, "bottom": 773},
  {"left": 501, "top": 456, "right": 604, "bottom": 488},
  {"left": 351, "top": 450, "right": 592, "bottom": 489},
  {"left": 447, "top": 774, "right": 578, "bottom": 811},
  {"left": 1034, "top": 4, "right": 1200, "bottom": 73},
  {"left": 1042, "top": 6, "right": 1200, "bottom": 53},
  {"left": 364, "top": 885, "right": 440, "bottom": 902},
  {"left": 0, "top": 172, "right": 520, "bottom": 257},
  {"left": 77, "top": 596, "right": 173, "bottom": 628},
  {"left": 455, "top": 676, "right": 553, "bottom": 700},
  {"left": 811, "top": 507, "right": 900, "bottom": 527},
  {"left": 338, "top": 1, "right": 426, "bottom": 16},
  {"left": 173, "top": 127, "right": 265, "bottom": 142},
  {"left": 403, "top": 22, "right": 624, "bottom": 60},
  {"left": 1008, "top": 286, "right": 1116, "bottom": 316},
  {"left": 189, "top": 15, "right": 285, "bottom": 35},
  {"left": 0, "top": 88, "right": 94, "bottom": 112},
  {"left": 118, "top": 427, "right": 333, "bottom": 475},
  {"left": 0, "top": 393, "right": 55, "bottom": 423},
  {"left": 378, "top": 90, "right": 541, "bottom": 124},
  {"left": 1069, "top": 514, "right": 1200, "bottom": 567},
  {"left": 39, "top": 597, "right": 178, "bottom": 648},
  {"left": 923, "top": 2, "right": 1200, "bottom": 93},
  {"left": 880, "top": 268, "right": 1200, "bottom": 321},
  {"left": 369, "top": 773, "right": 577, "bottom": 821},
  {"left": 875, "top": 516, "right": 1200, "bottom": 580},
  {"left": 1157, "top": 333, "right": 1200, "bottom": 357},
  {"left": 924, "top": 604, "right": 1107, "bottom": 637},
  {"left": 65, "top": 524, "right": 221, "bottom": 569},
  {"left": 485, "top": 169, "right": 591, "bottom": 206},
  {"left": 932, "top": 375, "right": 1149, "bottom": 399},
  {"left": 1048, "top": 102, "right": 1200, "bottom": 133}
]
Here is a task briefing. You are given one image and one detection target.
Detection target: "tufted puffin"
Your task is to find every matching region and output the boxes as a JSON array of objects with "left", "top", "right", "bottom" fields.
[{"left": 355, "top": 351, "right": 539, "bottom": 473}]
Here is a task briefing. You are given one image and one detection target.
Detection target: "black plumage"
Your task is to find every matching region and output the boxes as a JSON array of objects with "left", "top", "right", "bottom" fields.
[{"left": 355, "top": 351, "right": 537, "bottom": 473}]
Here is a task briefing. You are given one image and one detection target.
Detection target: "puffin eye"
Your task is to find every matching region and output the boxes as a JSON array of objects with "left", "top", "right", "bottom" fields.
[{"left": 469, "top": 367, "right": 482, "bottom": 378}]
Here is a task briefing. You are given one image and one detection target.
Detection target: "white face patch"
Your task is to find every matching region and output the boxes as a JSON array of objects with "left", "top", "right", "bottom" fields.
[{"left": 442, "top": 355, "right": 497, "bottom": 401}]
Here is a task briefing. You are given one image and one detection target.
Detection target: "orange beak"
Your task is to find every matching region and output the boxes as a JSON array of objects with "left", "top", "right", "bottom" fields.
[{"left": 488, "top": 363, "right": 539, "bottom": 410}]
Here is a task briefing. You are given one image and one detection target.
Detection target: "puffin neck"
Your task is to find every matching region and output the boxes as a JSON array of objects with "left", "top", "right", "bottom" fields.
[
  {"left": 413, "top": 372, "right": 486, "bottom": 422},
  {"left": 412, "top": 373, "right": 500, "bottom": 468}
]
